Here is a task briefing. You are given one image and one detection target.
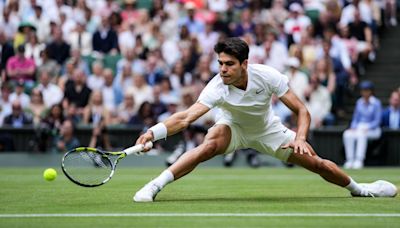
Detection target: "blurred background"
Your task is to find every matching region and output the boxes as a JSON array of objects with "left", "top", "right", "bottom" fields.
[{"left": 0, "top": 0, "right": 399, "bottom": 168}]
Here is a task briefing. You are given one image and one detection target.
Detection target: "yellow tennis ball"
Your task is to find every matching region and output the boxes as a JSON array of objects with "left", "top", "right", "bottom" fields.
[{"left": 43, "top": 168, "right": 57, "bottom": 181}]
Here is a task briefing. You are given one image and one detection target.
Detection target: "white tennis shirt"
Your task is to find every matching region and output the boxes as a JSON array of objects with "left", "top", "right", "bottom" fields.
[{"left": 198, "top": 64, "right": 289, "bottom": 135}]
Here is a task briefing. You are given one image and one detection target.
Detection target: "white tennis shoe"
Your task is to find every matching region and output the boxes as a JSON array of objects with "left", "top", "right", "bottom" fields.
[
  {"left": 352, "top": 180, "right": 398, "bottom": 197},
  {"left": 133, "top": 182, "right": 161, "bottom": 202}
]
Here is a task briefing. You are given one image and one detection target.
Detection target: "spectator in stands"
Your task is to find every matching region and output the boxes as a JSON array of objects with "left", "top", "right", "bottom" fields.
[
  {"left": 114, "top": 61, "right": 133, "bottom": 93},
  {"left": 150, "top": 85, "right": 167, "bottom": 118},
  {"left": 87, "top": 61, "right": 105, "bottom": 91},
  {"left": 46, "top": 27, "right": 70, "bottom": 66},
  {"left": 92, "top": 16, "right": 119, "bottom": 55},
  {"left": 36, "top": 48, "right": 60, "bottom": 82},
  {"left": 116, "top": 91, "right": 137, "bottom": 125},
  {"left": 304, "top": 75, "right": 334, "bottom": 129},
  {"left": 343, "top": 81, "right": 382, "bottom": 169},
  {"left": 24, "top": 32, "right": 45, "bottom": 66},
  {"left": 28, "top": 4, "right": 50, "bottom": 43},
  {"left": 82, "top": 90, "right": 111, "bottom": 126},
  {"left": 126, "top": 73, "right": 154, "bottom": 111},
  {"left": 68, "top": 21, "right": 92, "bottom": 56},
  {"left": 178, "top": 2, "right": 205, "bottom": 36},
  {"left": 231, "top": 8, "right": 255, "bottom": 37},
  {"left": 9, "top": 81, "right": 30, "bottom": 109},
  {"left": 36, "top": 69, "right": 63, "bottom": 108},
  {"left": 262, "top": 31, "right": 289, "bottom": 73},
  {"left": 41, "top": 104, "right": 65, "bottom": 138},
  {"left": 0, "top": 84, "right": 13, "bottom": 126},
  {"left": 128, "top": 101, "right": 156, "bottom": 129},
  {"left": 63, "top": 68, "right": 92, "bottom": 114},
  {"left": 52, "top": 119, "right": 80, "bottom": 153},
  {"left": 0, "top": 31, "right": 15, "bottom": 78},
  {"left": 26, "top": 88, "right": 47, "bottom": 125},
  {"left": 381, "top": 90, "right": 400, "bottom": 129},
  {"left": 284, "top": 3, "right": 312, "bottom": 46},
  {"left": 6, "top": 44, "right": 36, "bottom": 89},
  {"left": 3, "top": 100, "right": 33, "bottom": 128},
  {"left": 68, "top": 48, "right": 90, "bottom": 76},
  {"left": 284, "top": 57, "right": 309, "bottom": 101},
  {"left": 102, "top": 68, "right": 123, "bottom": 110}
]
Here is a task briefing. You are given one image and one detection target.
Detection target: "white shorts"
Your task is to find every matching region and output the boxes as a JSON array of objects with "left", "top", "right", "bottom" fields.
[{"left": 213, "top": 119, "right": 296, "bottom": 162}]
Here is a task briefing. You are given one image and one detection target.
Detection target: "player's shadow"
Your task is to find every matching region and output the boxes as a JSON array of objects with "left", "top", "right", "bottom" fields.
[{"left": 160, "top": 196, "right": 349, "bottom": 203}]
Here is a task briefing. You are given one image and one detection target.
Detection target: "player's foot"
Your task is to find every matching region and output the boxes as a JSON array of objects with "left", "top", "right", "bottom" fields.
[
  {"left": 351, "top": 180, "right": 398, "bottom": 197},
  {"left": 133, "top": 182, "right": 162, "bottom": 202}
]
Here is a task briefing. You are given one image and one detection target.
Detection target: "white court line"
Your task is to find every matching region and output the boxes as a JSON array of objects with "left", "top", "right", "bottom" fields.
[{"left": 1, "top": 213, "right": 400, "bottom": 218}]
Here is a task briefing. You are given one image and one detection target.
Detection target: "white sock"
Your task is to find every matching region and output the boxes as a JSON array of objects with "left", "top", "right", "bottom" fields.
[
  {"left": 344, "top": 177, "right": 363, "bottom": 194},
  {"left": 151, "top": 170, "right": 174, "bottom": 188}
]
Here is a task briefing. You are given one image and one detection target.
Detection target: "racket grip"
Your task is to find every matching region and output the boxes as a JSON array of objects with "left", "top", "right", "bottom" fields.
[{"left": 124, "top": 141, "right": 153, "bottom": 156}]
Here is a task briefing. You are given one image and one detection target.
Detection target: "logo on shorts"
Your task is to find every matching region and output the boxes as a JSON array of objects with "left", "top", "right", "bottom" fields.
[
  {"left": 256, "top": 88, "right": 265, "bottom": 94},
  {"left": 283, "top": 129, "right": 288, "bottom": 133}
]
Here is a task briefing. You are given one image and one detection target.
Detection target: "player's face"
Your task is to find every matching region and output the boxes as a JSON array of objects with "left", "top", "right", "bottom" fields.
[{"left": 217, "top": 52, "right": 248, "bottom": 89}]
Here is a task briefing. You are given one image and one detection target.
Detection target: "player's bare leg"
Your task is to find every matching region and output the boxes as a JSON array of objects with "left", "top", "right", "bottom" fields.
[
  {"left": 287, "top": 142, "right": 397, "bottom": 197},
  {"left": 133, "top": 125, "right": 231, "bottom": 202}
]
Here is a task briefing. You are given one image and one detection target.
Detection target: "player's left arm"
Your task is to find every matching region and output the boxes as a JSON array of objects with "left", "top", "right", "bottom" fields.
[{"left": 279, "top": 89, "right": 312, "bottom": 156}]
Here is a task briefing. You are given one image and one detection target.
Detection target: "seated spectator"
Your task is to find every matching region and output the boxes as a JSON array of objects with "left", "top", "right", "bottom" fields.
[
  {"left": 116, "top": 91, "right": 137, "bottom": 125},
  {"left": 67, "top": 21, "right": 92, "bottom": 56},
  {"left": 381, "top": 90, "right": 400, "bottom": 129},
  {"left": 0, "top": 84, "right": 13, "bottom": 126},
  {"left": 25, "top": 88, "right": 47, "bottom": 125},
  {"left": 126, "top": 73, "right": 154, "bottom": 112},
  {"left": 128, "top": 101, "right": 156, "bottom": 129},
  {"left": 9, "top": 80, "right": 30, "bottom": 109},
  {"left": 36, "top": 69, "right": 63, "bottom": 108},
  {"left": 3, "top": 100, "right": 33, "bottom": 128},
  {"left": 304, "top": 75, "right": 334, "bottom": 129},
  {"left": 87, "top": 61, "right": 105, "bottom": 91},
  {"left": 6, "top": 44, "right": 36, "bottom": 90},
  {"left": 46, "top": 27, "right": 70, "bottom": 65},
  {"left": 0, "top": 31, "right": 15, "bottom": 78},
  {"left": 283, "top": 57, "right": 309, "bottom": 101},
  {"left": 63, "top": 68, "right": 92, "bottom": 114},
  {"left": 52, "top": 119, "right": 80, "bottom": 153},
  {"left": 24, "top": 32, "right": 45, "bottom": 66},
  {"left": 342, "top": 81, "right": 382, "bottom": 169},
  {"left": 92, "top": 16, "right": 119, "bottom": 55},
  {"left": 101, "top": 68, "right": 123, "bottom": 111},
  {"left": 82, "top": 90, "right": 111, "bottom": 126},
  {"left": 284, "top": 3, "right": 312, "bottom": 45},
  {"left": 36, "top": 48, "right": 60, "bottom": 82}
]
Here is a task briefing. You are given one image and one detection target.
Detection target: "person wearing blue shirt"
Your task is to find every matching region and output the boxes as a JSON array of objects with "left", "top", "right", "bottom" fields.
[
  {"left": 343, "top": 81, "right": 382, "bottom": 169},
  {"left": 381, "top": 90, "right": 400, "bottom": 129}
]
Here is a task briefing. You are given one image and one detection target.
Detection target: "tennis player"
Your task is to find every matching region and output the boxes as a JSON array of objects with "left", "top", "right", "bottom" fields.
[{"left": 133, "top": 38, "right": 397, "bottom": 202}]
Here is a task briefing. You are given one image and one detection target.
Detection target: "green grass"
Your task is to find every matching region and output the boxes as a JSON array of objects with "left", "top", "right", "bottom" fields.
[{"left": 0, "top": 167, "right": 399, "bottom": 227}]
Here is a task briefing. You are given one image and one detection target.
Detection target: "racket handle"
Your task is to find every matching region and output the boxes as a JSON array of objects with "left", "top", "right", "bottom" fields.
[{"left": 123, "top": 141, "right": 153, "bottom": 156}]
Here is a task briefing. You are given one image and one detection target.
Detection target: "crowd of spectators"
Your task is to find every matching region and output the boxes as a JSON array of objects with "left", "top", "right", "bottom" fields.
[{"left": 0, "top": 0, "right": 399, "bottom": 153}]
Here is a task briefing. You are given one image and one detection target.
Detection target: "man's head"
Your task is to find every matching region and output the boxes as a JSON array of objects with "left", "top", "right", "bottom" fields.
[
  {"left": 389, "top": 91, "right": 400, "bottom": 109},
  {"left": 214, "top": 38, "right": 249, "bottom": 88}
]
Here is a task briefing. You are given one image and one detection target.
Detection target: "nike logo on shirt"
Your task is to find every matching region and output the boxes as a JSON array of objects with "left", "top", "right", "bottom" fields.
[{"left": 256, "top": 88, "right": 265, "bottom": 94}]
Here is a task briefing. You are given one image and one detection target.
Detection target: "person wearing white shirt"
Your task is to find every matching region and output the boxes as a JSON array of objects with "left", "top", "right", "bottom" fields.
[
  {"left": 284, "top": 57, "right": 309, "bottom": 101},
  {"left": 36, "top": 69, "right": 63, "bottom": 108},
  {"left": 132, "top": 38, "right": 397, "bottom": 202},
  {"left": 9, "top": 83, "right": 30, "bottom": 109}
]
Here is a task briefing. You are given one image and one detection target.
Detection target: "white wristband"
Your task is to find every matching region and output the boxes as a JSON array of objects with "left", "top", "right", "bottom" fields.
[{"left": 149, "top": 123, "right": 168, "bottom": 141}]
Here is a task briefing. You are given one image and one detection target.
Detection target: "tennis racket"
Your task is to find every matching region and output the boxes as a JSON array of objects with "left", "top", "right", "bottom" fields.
[{"left": 61, "top": 142, "right": 153, "bottom": 187}]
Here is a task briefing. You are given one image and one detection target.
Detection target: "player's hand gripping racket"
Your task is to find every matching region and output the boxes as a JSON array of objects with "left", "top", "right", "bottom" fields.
[{"left": 61, "top": 142, "right": 153, "bottom": 187}]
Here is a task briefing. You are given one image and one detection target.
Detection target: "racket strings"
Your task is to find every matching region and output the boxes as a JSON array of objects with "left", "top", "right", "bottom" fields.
[{"left": 63, "top": 151, "right": 113, "bottom": 186}]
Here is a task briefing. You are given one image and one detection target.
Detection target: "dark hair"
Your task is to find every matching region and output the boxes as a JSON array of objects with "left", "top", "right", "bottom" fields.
[{"left": 213, "top": 37, "right": 249, "bottom": 63}]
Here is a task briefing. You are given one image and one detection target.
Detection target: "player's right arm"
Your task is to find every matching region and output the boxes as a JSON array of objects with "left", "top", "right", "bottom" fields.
[{"left": 135, "top": 102, "right": 210, "bottom": 150}]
